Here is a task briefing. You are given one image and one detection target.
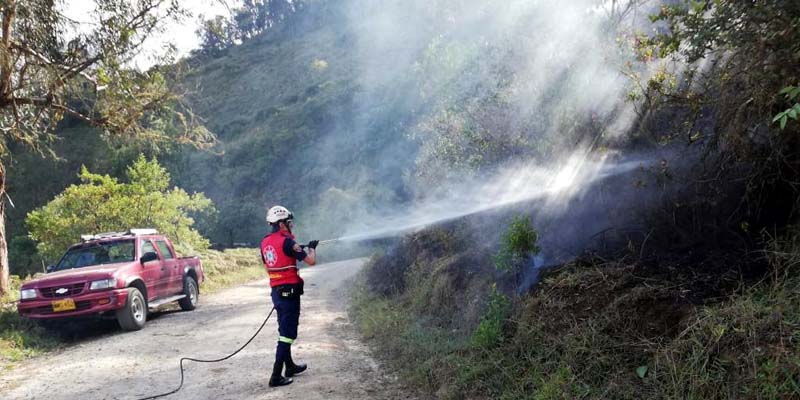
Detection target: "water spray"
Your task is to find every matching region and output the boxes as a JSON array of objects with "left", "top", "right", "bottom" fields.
[{"left": 329, "top": 153, "right": 646, "bottom": 247}]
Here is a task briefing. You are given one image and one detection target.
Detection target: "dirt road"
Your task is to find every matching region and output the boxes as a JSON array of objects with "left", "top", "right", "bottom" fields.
[{"left": 0, "top": 259, "right": 415, "bottom": 400}]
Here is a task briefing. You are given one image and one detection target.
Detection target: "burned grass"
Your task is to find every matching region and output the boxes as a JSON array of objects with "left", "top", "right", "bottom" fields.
[{"left": 351, "top": 226, "right": 800, "bottom": 399}]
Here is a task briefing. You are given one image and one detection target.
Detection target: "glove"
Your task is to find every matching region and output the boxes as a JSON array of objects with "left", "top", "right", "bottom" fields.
[{"left": 307, "top": 240, "right": 319, "bottom": 250}]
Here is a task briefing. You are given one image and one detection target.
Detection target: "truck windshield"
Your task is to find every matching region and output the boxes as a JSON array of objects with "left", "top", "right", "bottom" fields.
[{"left": 55, "top": 240, "right": 135, "bottom": 271}]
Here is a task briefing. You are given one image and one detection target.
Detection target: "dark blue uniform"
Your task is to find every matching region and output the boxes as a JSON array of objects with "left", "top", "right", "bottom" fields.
[{"left": 263, "top": 233, "right": 307, "bottom": 383}]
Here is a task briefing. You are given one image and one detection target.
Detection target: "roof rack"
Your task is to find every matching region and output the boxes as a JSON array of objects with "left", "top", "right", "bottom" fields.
[
  {"left": 80, "top": 229, "right": 158, "bottom": 241},
  {"left": 128, "top": 228, "right": 158, "bottom": 236}
]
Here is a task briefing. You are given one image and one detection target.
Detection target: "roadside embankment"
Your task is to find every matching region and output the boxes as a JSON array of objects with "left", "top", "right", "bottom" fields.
[
  {"left": 0, "top": 247, "right": 263, "bottom": 369},
  {"left": 351, "top": 225, "right": 800, "bottom": 399}
]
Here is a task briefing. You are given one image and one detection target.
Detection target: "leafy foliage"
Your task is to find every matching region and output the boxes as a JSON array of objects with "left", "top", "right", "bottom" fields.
[
  {"left": 773, "top": 86, "right": 800, "bottom": 130},
  {"left": 629, "top": 0, "right": 800, "bottom": 247},
  {"left": 0, "top": 0, "right": 216, "bottom": 152},
  {"left": 8, "top": 236, "right": 39, "bottom": 277},
  {"left": 232, "top": 0, "right": 305, "bottom": 39},
  {"left": 195, "top": 0, "right": 307, "bottom": 57},
  {"left": 494, "top": 216, "right": 540, "bottom": 272},
  {"left": 470, "top": 284, "right": 511, "bottom": 349},
  {"left": 26, "top": 155, "right": 214, "bottom": 261},
  {"left": 0, "top": 0, "right": 217, "bottom": 296},
  {"left": 636, "top": 1, "right": 800, "bottom": 148},
  {"left": 0, "top": 275, "right": 60, "bottom": 367},
  {"left": 5, "top": 125, "right": 163, "bottom": 276},
  {"left": 195, "top": 15, "right": 234, "bottom": 57}
]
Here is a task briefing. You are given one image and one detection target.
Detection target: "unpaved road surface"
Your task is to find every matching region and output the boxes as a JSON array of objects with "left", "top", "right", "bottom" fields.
[{"left": 0, "top": 259, "right": 416, "bottom": 400}]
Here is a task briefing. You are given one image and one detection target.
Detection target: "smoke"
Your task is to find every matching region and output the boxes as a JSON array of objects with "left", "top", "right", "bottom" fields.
[
  {"left": 302, "top": 0, "right": 664, "bottom": 246},
  {"left": 171, "top": 0, "right": 675, "bottom": 267}
]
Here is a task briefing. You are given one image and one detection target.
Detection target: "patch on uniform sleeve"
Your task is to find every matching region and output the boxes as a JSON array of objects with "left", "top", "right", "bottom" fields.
[
  {"left": 292, "top": 243, "right": 302, "bottom": 253},
  {"left": 264, "top": 245, "right": 278, "bottom": 267}
]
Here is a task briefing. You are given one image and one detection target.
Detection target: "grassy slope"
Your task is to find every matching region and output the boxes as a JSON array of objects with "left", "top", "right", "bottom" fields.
[
  {"left": 351, "top": 227, "right": 800, "bottom": 399},
  {"left": 0, "top": 248, "right": 264, "bottom": 370},
  {"left": 168, "top": 8, "right": 366, "bottom": 243},
  {"left": 199, "top": 248, "right": 266, "bottom": 293},
  {"left": 170, "top": 5, "right": 420, "bottom": 245}
]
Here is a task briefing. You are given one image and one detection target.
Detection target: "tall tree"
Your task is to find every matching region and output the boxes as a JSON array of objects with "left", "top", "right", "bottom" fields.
[
  {"left": 27, "top": 155, "right": 214, "bottom": 261},
  {"left": 0, "top": 0, "right": 215, "bottom": 296},
  {"left": 226, "top": 0, "right": 307, "bottom": 45},
  {"left": 196, "top": 14, "right": 233, "bottom": 56}
]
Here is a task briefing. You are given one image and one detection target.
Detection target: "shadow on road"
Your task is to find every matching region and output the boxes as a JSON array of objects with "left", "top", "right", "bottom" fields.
[{"left": 38, "top": 308, "right": 190, "bottom": 342}]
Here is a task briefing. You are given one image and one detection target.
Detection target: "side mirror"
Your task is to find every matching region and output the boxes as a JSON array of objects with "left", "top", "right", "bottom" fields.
[
  {"left": 46, "top": 265, "right": 56, "bottom": 273},
  {"left": 140, "top": 252, "right": 158, "bottom": 264}
]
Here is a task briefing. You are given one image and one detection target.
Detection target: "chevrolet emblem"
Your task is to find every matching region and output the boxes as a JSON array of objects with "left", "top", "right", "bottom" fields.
[{"left": 55, "top": 288, "right": 68, "bottom": 295}]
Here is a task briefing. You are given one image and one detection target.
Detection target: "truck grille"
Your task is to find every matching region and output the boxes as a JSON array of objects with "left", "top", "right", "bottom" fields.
[{"left": 39, "top": 283, "right": 86, "bottom": 298}]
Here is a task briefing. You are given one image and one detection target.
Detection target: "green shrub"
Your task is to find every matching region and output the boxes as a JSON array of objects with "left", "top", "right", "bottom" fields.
[
  {"left": 470, "top": 284, "right": 511, "bottom": 349},
  {"left": 0, "top": 311, "right": 60, "bottom": 365},
  {"left": 26, "top": 155, "right": 215, "bottom": 262},
  {"left": 494, "top": 216, "right": 540, "bottom": 272},
  {"left": 0, "top": 277, "right": 61, "bottom": 367},
  {"left": 9, "top": 236, "right": 41, "bottom": 277}
]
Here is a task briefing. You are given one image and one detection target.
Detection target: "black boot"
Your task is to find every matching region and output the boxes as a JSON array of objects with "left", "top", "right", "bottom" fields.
[
  {"left": 285, "top": 362, "right": 307, "bottom": 377},
  {"left": 285, "top": 344, "right": 307, "bottom": 377},
  {"left": 269, "top": 375, "right": 293, "bottom": 387},
  {"left": 269, "top": 354, "right": 292, "bottom": 387}
]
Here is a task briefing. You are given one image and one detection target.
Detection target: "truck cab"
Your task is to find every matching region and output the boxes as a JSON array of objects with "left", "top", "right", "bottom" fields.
[{"left": 18, "top": 229, "right": 204, "bottom": 331}]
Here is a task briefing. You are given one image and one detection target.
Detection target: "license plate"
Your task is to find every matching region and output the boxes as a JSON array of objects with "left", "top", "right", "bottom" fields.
[{"left": 52, "top": 298, "right": 76, "bottom": 312}]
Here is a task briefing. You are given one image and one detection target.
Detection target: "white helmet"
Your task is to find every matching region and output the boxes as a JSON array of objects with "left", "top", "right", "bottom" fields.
[{"left": 266, "top": 205, "right": 293, "bottom": 224}]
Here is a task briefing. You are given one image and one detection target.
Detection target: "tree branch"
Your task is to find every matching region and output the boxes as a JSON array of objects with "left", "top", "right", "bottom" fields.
[
  {"left": 9, "top": 40, "right": 98, "bottom": 85},
  {"left": 8, "top": 96, "right": 105, "bottom": 126}
]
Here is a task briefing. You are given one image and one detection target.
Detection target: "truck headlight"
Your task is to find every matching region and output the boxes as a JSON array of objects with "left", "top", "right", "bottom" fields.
[
  {"left": 90, "top": 278, "right": 117, "bottom": 291},
  {"left": 20, "top": 288, "right": 37, "bottom": 300}
]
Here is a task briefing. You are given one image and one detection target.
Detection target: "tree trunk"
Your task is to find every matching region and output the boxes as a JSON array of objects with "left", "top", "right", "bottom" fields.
[
  {"left": 0, "top": 0, "right": 13, "bottom": 297},
  {"left": 0, "top": 161, "right": 8, "bottom": 297}
]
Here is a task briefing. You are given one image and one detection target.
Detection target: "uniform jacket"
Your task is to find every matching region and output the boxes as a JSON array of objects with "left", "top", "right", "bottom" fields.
[{"left": 261, "top": 231, "right": 303, "bottom": 287}]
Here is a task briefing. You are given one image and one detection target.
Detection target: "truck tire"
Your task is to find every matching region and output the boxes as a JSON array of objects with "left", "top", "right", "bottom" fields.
[
  {"left": 178, "top": 276, "right": 198, "bottom": 311},
  {"left": 117, "top": 287, "right": 147, "bottom": 331}
]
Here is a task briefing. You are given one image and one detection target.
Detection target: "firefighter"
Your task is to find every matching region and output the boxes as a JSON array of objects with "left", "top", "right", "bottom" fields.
[{"left": 261, "top": 205, "right": 318, "bottom": 387}]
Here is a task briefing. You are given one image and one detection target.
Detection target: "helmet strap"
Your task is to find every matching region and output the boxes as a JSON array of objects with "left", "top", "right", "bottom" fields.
[{"left": 281, "top": 219, "right": 293, "bottom": 234}]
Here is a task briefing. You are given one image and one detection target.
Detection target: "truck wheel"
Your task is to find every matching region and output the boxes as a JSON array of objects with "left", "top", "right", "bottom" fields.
[
  {"left": 178, "top": 276, "right": 198, "bottom": 311},
  {"left": 117, "top": 287, "right": 147, "bottom": 331}
]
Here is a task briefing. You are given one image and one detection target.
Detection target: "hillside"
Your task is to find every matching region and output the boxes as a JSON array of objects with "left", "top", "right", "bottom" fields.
[
  {"left": 168, "top": 2, "right": 419, "bottom": 245},
  {"left": 4, "top": 0, "right": 800, "bottom": 397},
  {"left": 352, "top": 220, "right": 800, "bottom": 399}
]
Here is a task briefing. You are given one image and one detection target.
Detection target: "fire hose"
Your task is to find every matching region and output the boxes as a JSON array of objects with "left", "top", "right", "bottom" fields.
[
  {"left": 136, "top": 306, "right": 276, "bottom": 400},
  {"left": 136, "top": 238, "right": 341, "bottom": 399}
]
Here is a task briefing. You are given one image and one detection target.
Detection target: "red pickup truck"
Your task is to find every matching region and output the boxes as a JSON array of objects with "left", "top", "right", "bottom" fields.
[{"left": 17, "top": 229, "right": 204, "bottom": 331}]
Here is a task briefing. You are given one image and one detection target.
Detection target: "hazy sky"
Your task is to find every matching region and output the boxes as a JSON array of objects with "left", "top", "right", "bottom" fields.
[{"left": 61, "top": 0, "right": 238, "bottom": 68}]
